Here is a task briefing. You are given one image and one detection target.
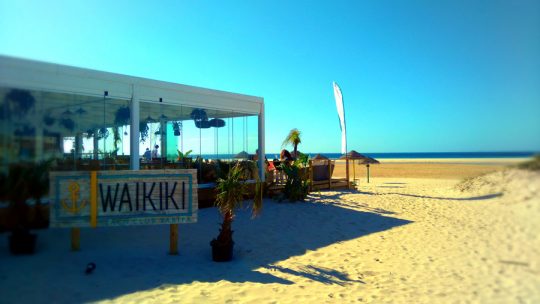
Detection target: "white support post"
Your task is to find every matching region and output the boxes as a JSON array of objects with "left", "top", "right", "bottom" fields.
[
  {"left": 93, "top": 130, "right": 98, "bottom": 160},
  {"left": 75, "top": 133, "right": 83, "bottom": 158},
  {"left": 161, "top": 120, "right": 167, "bottom": 161},
  {"left": 130, "top": 87, "right": 140, "bottom": 170},
  {"left": 34, "top": 91, "right": 44, "bottom": 162},
  {"left": 257, "top": 102, "right": 265, "bottom": 182}
]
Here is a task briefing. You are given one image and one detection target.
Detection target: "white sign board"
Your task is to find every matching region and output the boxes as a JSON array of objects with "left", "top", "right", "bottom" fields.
[{"left": 49, "top": 170, "right": 198, "bottom": 227}]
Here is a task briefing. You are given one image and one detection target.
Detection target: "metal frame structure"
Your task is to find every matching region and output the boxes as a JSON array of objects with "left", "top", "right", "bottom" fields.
[{"left": 0, "top": 55, "right": 265, "bottom": 181}]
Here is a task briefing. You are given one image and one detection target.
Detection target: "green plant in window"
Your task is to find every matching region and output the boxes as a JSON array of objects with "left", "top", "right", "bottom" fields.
[
  {"left": 176, "top": 149, "right": 193, "bottom": 169},
  {"left": 176, "top": 149, "right": 192, "bottom": 161},
  {"left": 112, "top": 127, "right": 121, "bottom": 152}
]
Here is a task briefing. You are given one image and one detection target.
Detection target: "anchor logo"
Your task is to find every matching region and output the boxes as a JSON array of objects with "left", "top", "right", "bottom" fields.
[{"left": 60, "top": 182, "right": 88, "bottom": 213}]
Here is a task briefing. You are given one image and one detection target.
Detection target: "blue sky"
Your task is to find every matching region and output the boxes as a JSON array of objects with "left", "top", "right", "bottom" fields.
[{"left": 1, "top": 0, "right": 539, "bottom": 153}]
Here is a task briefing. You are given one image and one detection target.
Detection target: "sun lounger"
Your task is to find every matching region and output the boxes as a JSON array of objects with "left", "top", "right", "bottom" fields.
[{"left": 309, "top": 159, "right": 348, "bottom": 190}]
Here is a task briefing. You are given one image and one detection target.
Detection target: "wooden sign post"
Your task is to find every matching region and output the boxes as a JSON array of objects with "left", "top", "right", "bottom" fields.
[
  {"left": 170, "top": 224, "right": 179, "bottom": 255},
  {"left": 71, "top": 228, "right": 80, "bottom": 251}
]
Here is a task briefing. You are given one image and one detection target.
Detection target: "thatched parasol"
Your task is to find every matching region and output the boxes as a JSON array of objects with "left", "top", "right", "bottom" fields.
[
  {"left": 339, "top": 150, "right": 379, "bottom": 183},
  {"left": 234, "top": 151, "right": 249, "bottom": 159},
  {"left": 361, "top": 156, "right": 379, "bottom": 183},
  {"left": 312, "top": 153, "right": 329, "bottom": 160},
  {"left": 362, "top": 156, "right": 380, "bottom": 164}
]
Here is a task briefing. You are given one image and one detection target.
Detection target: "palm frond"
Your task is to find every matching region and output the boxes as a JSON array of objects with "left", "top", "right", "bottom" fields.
[
  {"left": 215, "top": 164, "right": 247, "bottom": 215},
  {"left": 281, "top": 128, "right": 301, "bottom": 148}
]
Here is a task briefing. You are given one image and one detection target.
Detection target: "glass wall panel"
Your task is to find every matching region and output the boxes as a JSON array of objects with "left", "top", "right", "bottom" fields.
[
  {"left": 247, "top": 115, "right": 259, "bottom": 157},
  {"left": 0, "top": 86, "right": 131, "bottom": 171},
  {"left": 135, "top": 101, "right": 259, "bottom": 182}
]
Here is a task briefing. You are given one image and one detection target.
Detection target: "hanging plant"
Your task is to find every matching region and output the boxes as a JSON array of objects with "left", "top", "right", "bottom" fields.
[
  {"left": 59, "top": 118, "right": 75, "bottom": 132},
  {"left": 86, "top": 129, "right": 95, "bottom": 139},
  {"left": 154, "top": 127, "right": 166, "bottom": 136},
  {"left": 43, "top": 113, "right": 55, "bottom": 126},
  {"left": 209, "top": 118, "right": 226, "bottom": 128},
  {"left": 173, "top": 121, "right": 182, "bottom": 136},
  {"left": 1, "top": 89, "right": 36, "bottom": 119},
  {"left": 190, "top": 108, "right": 207, "bottom": 122},
  {"left": 139, "top": 121, "right": 149, "bottom": 143},
  {"left": 97, "top": 127, "right": 109, "bottom": 140},
  {"left": 114, "top": 106, "right": 130, "bottom": 126},
  {"left": 195, "top": 120, "right": 211, "bottom": 129}
]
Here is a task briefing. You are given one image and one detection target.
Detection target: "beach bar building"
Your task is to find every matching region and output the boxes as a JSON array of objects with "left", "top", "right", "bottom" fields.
[{"left": 0, "top": 56, "right": 265, "bottom": 183}]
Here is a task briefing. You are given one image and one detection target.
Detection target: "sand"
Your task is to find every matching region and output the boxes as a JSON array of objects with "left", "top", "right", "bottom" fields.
[
  {"left": 333, "top": 157, "right": 525, "bottom": 180},
  {"left": 0, "top": 158, "right": 539, "bottom": 303}
]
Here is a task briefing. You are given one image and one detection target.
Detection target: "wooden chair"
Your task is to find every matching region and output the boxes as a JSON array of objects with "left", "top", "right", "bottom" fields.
[
  {"left": 309, "top": 159, "right": 334, "bottom": 190},
  {"left": 265, "top": 164, "right": 288, "bottom": 197}
]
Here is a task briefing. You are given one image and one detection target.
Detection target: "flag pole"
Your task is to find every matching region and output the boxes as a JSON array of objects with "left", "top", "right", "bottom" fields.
[{"left": 346, "top": 147, "right": 350, "bottom": 189}]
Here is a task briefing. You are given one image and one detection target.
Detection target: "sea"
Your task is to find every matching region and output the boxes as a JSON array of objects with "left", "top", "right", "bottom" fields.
[
  {"left": 288, "top": 151, "right": 537, "bottom": 160},
  {"left": 199, "top": 151, "right": 537, "bottom": 161}
]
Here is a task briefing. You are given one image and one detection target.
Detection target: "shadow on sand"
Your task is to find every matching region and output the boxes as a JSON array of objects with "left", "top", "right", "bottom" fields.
[
  {"left": 309, "top": 191, "right": 398, "bottom": 215},
  {"left": 377, "top": 185, "right": 405, "bottom": 188},
  {"left": 0, "top": 194, "right": 410, "bottom": 303},
  {"left": 360, "top": 192, "right": 503, "bottom": 201}
]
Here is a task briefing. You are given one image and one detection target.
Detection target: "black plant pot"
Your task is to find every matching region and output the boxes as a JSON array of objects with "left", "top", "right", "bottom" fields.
[
  {"left": 210, "top": 239, "right": 234, "bottom": 262},
  {"left": 9, "top": 230, "right": 37, "bottom": 255}
]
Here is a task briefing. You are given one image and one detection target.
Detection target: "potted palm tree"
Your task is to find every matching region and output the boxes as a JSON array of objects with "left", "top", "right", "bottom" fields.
[
  {"left": 282, "top": 128, "right": 302, "bottom": 159},
  {"left": 5, "top": 163, "right": 36, "bottom": 254},
  {"left": 5, "top": 164, "right": 33, "bottom": 254},
  {"left": 3, "top": 160, "right": 51, "bottom": 254},
  {"left": 27, "top": 160, "right": 51, "bottom": 229},
  {"left": 211, "top": 164, "right": 262, "bottom": 261}
]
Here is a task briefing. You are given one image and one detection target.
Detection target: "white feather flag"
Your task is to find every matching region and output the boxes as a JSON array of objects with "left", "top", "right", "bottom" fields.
[{"left": 333, "top": 81, "right": 347, "bottom": 154}]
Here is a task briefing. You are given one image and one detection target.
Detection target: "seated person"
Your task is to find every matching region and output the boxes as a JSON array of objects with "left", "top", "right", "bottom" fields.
[
  {"left": 143, "top": 148, "right": 151, "bottom": 160},
  {"left": 253, "top": 149, "right": 259, "bottom": 161},
  {"left": 280, "top": 149, "right": 294, "bottom": 163},
  {"left": 265, "top": 158, "right": 276, "bottom": 171}
]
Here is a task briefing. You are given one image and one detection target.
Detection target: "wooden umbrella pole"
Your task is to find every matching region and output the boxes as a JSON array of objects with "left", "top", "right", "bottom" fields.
[
  {"left": 367, "top": 164, "right": 370, "bottom": 183},
  {"left": 353, "top": 159, "right": 356, "bottom": 182},
  {"left": 345, "top": 156, "right": 350, "bottom": 189}
]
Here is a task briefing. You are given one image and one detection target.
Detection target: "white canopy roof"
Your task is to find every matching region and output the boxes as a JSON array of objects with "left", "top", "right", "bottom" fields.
[{"left": 0, "top": 55, "right": 263, "bottom": 115}]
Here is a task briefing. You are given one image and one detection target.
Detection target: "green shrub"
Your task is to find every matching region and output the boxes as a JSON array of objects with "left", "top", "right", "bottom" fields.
[
  {"left": 517, "top": 154, "right": 540, "bottom": 171},
  {"left": 280, "top": 160, "right": 310, "bottom": 202}
]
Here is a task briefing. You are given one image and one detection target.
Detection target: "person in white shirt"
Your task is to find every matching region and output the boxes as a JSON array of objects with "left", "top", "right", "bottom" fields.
[{"left": 151, "top": 144, "right": 159, "bottom": 159}]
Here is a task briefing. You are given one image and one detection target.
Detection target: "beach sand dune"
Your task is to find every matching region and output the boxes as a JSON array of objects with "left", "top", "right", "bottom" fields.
[{"left": 0, "top": 164, "right": 538, "bottom": 303}]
